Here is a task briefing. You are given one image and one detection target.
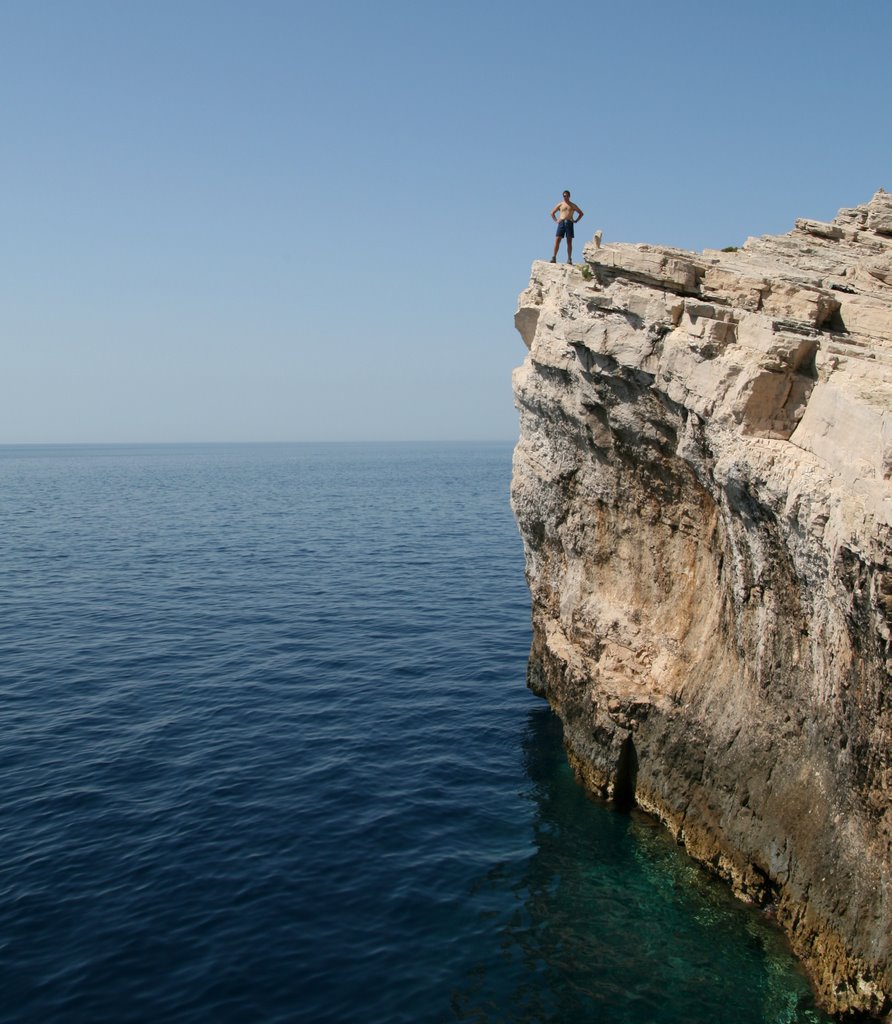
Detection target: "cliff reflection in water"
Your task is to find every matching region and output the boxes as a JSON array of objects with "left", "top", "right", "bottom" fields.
[{"left": 451, "top": 706, "right": 830, "bottom": 1024}]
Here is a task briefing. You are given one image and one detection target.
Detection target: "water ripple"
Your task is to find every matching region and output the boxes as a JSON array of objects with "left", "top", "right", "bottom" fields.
[{"left": 0, "top": 443, "right": 829, "bottom": 1023}]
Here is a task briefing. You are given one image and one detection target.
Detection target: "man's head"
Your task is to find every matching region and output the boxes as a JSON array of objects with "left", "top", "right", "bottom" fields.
[{"left": 563, "top": 191, "right": 571, "bottom": 199}]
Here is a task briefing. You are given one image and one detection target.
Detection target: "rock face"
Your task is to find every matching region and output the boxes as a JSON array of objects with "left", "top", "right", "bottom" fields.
[{"left": 511, "top": 191, "right": 892, "bottom": 1018}]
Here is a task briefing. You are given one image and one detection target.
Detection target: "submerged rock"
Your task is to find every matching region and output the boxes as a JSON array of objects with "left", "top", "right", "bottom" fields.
[{"left": 511, "top": 191, "right": 892, "bottom": 1019}]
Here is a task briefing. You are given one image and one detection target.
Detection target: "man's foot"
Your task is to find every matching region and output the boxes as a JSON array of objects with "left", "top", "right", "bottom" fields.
[
  {"left": 550, "top": 257, "right": 556, "bottom": 263},
  {"left": 566, "top": 259, "right": 573, "bottom": 265}
]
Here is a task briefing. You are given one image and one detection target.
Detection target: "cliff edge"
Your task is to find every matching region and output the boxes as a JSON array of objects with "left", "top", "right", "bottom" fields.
[{"left": 511, "top": 192, "right": 892, "bottom": 1018}]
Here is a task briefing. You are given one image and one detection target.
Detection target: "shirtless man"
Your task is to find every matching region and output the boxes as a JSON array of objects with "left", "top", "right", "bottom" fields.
[{"left": 550, "top": 190, "right": 584, "bottom": 264}]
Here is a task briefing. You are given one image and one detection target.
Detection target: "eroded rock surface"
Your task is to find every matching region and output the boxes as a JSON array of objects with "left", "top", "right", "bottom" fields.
[{"left": 511, "top": 191, "right": 892, "bottom": 1018}]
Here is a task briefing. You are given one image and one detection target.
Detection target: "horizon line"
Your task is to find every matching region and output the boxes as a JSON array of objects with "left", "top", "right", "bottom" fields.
[{"left": 0, "top": 438, "right": 518, "bottom": 447}]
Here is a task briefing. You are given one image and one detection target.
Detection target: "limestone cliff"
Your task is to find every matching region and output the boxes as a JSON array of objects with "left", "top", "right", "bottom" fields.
[{"left": 511, "top": 192, "right": 892, "bottom": 1019}]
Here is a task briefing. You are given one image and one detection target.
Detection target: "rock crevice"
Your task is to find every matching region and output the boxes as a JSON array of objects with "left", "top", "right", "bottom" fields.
[{"left": 511, "top": 191, "right": 892, "bottom": 1019}]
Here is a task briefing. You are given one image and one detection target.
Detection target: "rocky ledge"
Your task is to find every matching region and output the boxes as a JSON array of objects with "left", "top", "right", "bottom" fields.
[{"left": 511, "top": 191, "right": 892, "bottom": 1018}]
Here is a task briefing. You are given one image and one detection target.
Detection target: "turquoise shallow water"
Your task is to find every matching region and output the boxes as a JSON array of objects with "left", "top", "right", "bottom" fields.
[{"left": 0, "top": 442, "right": 830, "bottom": 1023}]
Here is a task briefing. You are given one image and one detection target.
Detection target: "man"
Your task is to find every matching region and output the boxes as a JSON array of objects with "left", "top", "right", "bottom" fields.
[{"left": 550, "top": 190, "right": 584, "bottom": 264}]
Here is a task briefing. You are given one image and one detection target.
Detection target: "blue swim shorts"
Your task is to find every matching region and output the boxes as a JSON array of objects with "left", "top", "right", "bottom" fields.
[{"left": 556, "top": 219, "right": 574, "bottom": 239}]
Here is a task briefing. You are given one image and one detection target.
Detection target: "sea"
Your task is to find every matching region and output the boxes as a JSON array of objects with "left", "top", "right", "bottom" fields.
[{"left": 1, "top": 442, "right": 831, "bottom": 1023}]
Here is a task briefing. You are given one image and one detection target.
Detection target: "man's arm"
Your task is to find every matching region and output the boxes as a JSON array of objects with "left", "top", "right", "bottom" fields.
[
  {"left": 551, "top": 203, "right": 561, "bottom": 221},
  {"left": 573, "top": 203, "right": 584, "bottom": 223}
]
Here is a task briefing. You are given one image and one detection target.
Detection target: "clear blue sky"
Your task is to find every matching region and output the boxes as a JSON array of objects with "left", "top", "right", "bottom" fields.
[{"left": 2, "top": 0, "right": 889, "bottom": 443}]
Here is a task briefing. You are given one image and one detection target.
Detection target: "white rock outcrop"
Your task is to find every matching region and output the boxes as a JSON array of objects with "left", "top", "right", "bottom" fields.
[{"left": 512, "top": 191, "right": 892, "bottom": 1019}]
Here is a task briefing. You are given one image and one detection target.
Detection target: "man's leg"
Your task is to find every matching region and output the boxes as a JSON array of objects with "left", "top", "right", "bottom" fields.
[
  {"left": 552, "top": 233, "right": 561, "bottom": 261},
  {"left": 566, "top": 235, "right": 573, "bottom": 263}
]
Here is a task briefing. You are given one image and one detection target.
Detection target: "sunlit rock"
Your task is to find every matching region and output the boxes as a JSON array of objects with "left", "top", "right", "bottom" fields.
[{"left": 512, "top": 191, "right": 892, "bottom": 1019}]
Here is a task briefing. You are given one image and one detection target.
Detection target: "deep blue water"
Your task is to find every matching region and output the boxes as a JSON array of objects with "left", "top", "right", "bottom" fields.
[{"left": 1, "top": 442, "right": 830, "bottom": 1023}]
